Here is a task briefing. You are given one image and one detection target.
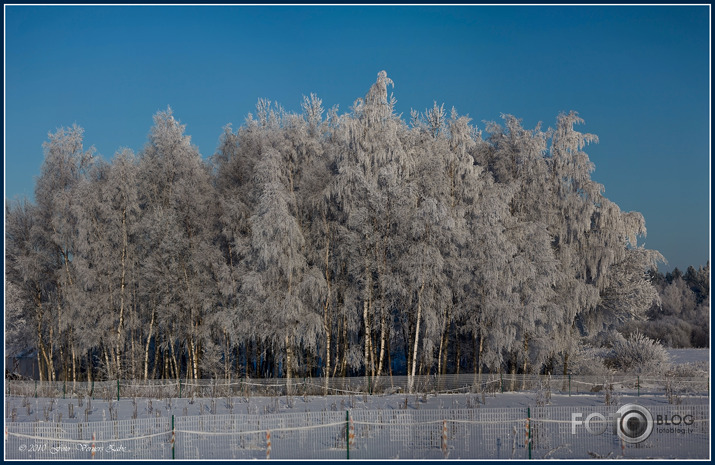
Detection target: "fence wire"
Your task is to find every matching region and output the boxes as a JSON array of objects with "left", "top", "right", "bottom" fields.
[
  {"left": 5, "top": 374, "right": 710, "bottom": 400},
  {"left": 5, "top": 405, "right": 709, "bottom": 460}
]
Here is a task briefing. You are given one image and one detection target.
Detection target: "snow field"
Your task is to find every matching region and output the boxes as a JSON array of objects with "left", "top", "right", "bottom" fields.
[{"left": 5, "top": 385, "right": 710, "bottom": 460}]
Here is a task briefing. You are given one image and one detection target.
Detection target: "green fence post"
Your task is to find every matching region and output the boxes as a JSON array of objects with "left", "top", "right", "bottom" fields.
[
  {"left": 500, "top": 373, "right": 504, "bottom": 393},
  {"left": 527, "top": 407, "right": 532, "bottom": 460},
  {"left": 63, "top": 381, "right": 66, "bottom": 399},
  {"left": 346, "top": 410, "right": 350, "bottom": 460},
  {"left": 568, "top": 374, "right": 571, "bottom": 397},
  {"left": 117, "top": 379, "right": 120, "bottom": 402},
  {"left": 172, "top": 414, "right": 175, "bottom": 460}
]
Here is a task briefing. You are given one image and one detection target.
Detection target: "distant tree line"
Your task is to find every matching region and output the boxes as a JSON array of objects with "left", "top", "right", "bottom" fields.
[
  {"left": 6, "top": 71, "right": 672, "bottom": 386},
  {"left": 620, "top": 264, "right": 709, "bottom": 348}
]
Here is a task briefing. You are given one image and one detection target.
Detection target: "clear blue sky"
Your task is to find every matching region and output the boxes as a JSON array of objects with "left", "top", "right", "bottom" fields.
[{"left": 4, "top": 5, "right": 710, "bottom": 272}]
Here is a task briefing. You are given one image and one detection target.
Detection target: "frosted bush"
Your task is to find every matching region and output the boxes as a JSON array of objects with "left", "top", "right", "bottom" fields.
[
  {"left": 604, "top": 331, "right": 671, "bottom": 374},
  {"left": 567, "top": 344, "right": 611, "bottom": 376}
]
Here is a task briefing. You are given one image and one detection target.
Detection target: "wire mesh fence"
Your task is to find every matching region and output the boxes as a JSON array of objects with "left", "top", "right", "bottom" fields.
[
  {"left": 5, "top": 404, "right": 709, "bottom": 459},
  {"left": 5, "top": 374, "right": 710, "bottom": 400}
]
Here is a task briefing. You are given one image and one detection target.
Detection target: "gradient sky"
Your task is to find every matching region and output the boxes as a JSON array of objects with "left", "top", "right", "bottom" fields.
[{"left": 4, "top": 5, "right": 710, "bottom": 272}]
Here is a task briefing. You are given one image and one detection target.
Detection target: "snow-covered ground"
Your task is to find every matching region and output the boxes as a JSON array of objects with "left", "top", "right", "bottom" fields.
[
  {"left": 4, "top": 349, "right": 710, "bottom": 460},
  {"left": 666, "top": 348, "right": 710, "bottom": 365},
  {"left": 5, "top": 388, "right": 710, "bottom": 459}
]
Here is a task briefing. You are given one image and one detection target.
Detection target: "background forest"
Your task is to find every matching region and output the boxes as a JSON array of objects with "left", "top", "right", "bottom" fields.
[{"left": 5, "top": 72, "right": 707, "bottom": 386}]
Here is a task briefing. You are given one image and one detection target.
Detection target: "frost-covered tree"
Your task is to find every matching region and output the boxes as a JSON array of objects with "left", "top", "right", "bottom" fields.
[
  {"left": 245, "top": 145, "right": 323, "bottom": 386},
  {"left": 136, "top": 108, "right": 221, "bottom": 380},
  {"left": 328, "top": 71, "right": 414, "bottom": 386},
  {"left": 71, "top": 148, "right": 144, "bottom": 380},
  {"left": 5, "top": 199, "right": 55, "bottom": 380},
  {"left": 5, "top": 72, "right": 668, "bottom": 381},
  {"left": 30, "top": 125, "right": 95, "bottom": 382}
]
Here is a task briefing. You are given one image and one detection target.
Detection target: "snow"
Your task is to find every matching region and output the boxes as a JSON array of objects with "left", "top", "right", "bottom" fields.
[
  {"left": 5, "top": 349, "right": 710, "bottom": 459},
  {"left": 666, "top": 348, "right": 710, "bottom": 365},
  {"left": 5, "top": 379, "right": 710, "bottom": 460}
]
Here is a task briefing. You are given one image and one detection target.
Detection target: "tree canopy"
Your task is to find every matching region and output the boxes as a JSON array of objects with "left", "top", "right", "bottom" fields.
[{"left": 6, "top": 71, "right": 675, "bottom": 385}]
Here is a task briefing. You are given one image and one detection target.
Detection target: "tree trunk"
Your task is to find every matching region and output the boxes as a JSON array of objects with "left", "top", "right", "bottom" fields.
[
  {"left": 35, "top": 296, "right": 47, "bottom": 383},
  {"left": 103, "top": 345, "right": 112, "bottom": 381},
  {"left": 376, "top": 306, "right": 387, "bottom": 381},
  {"left": 87, "top": 350, "right": 93, "bottom": 384},
  {"left": 409, "top": 281, "right": 426, "bottom": 393},
  {"left": 224, "top": 329, "right": 231, "bottom": 382},
  {"left": 151, "top": 335, "right": 160, "bottom": 380},
  {"left": 322, "top": 218, "right": 332, "bottom": 394},
  {"left": 285, "top": 333, "right": 293, "bottom": 394},
  {"left": 47, "top": 327, "right": 55, "bottom": 382},
  {"left": 563, "top": 351, "right": 569, "bottom": 376},
  {"left": 143, "top": 309, "right": 155, "bottom": 380},
  {"left": 191, "top": 336, "right": 199, "bottom": 380},
  {"left": 438, "top": 306, "right": 450, "bottom": 377},
  {"left": 477, "top": 332, "right": 484, "bottom": 383},
  {"left": 363, "top": 300, "right": 370, "bottom": 378},
  {"left": 522, "top": 333, "right": 529, "bottom": 390},
  {"left": 456, "top": 334, "right": 461, "bottom": 375},
  {"left": 71, "top": 342, "right": 77, "bottom": 384},
  {"left": 116, "top": 205, "right": 127, "bottom": 383},
  {"left": 340, "top": 310, "right": 348, "bottom": 377},
  {"left": 169, "top": 338, "right": 179, "bottom": 381},
  {"left": 509, "top": 357, "right": 516, "bottom": 391}
]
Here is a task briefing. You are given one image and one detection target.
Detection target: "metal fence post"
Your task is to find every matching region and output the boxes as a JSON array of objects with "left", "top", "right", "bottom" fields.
[
  {"left": 171, "top": 415, "right": 175, "bottom": 459},
  {"left": 117, "top": 379, "right": 120, "bottom": 401},
  {"left": 526, "top": 407, "right": 532, "bottom": 460},
  {"left": 346, "top": 410, "right": 350, "bottom": 460}
]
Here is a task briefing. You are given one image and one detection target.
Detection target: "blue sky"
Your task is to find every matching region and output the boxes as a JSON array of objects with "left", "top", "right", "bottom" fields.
[{"left": 4, "top": 5, "right": 710, "bottom": 272}]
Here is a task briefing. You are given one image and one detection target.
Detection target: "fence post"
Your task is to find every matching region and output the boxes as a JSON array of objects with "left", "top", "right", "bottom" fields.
[
  {"left": 117, "top": 379, "right": 120, "bottom": 401},
  {"left": 179, "top": 379, "right": 182, "bottom": 399},
  {"left": 441, "top": 419, "right": 448, "bottom": 457},
  {"left": 637, "top": 376, "right": 640, "bottom": 397},
  {"left": 35, "top": 380, "right": 37, "bottom": 398},
  {"left": 500, "top": 373, "right": 504, "bottom": 393},
  {"left": 346, "top": 410, "right": 350, "bottom": 460},
  {"left": 568, "top": 374, "right": 571, "bottom": 397},
  {"left": 92, "top": 432, "right": 96, "bottom": 459},
  {"left": 526, "top": 407, "right": 532, "bottom": 460},
  {"left": 63, "top": 381, "right": 66, "bottom": 399},
  {"left": 266, "top": 430, "right": 271, "bottom": 459},
  {"left": 171, "top": 414, "right": 175, "bottom": 459}
]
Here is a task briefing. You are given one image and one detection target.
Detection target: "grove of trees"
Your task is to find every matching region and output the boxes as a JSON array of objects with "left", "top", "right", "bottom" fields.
[
  {"left": 622, "top": 264, "right": 709, "bottom": 348},
  {"left": 6, "top": 71, "right": 674, "bottom": 386}
]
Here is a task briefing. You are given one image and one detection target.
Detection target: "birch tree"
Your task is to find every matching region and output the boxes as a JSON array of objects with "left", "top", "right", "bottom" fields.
[
  {"left": 5, "top": 199, "right": 56, "bottom": 381},
  {"left": 137, "top": 108, "right": 221, "bottom": 380},
  {"left": 32, "top": 125, "right": 95, "bottom": 381}
]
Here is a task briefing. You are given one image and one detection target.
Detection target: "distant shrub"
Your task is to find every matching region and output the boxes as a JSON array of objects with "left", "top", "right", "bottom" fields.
[
  {"left": 622, "top": 317, "right": 693, "bottom": 348},
  {"left": 567, "top": 345, "right": 611, "bottom": 376},
  {"left": 604, "top": 331, "right": 671, "bottom": 374},
  {"left": 665, "top": 360, "right": 709, "bottom": 378}
]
